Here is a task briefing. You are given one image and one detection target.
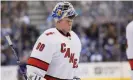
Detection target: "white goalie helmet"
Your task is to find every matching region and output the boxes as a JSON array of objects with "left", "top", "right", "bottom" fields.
[{"left": 52, "top": 1, "right": 78, "bottom": 22}]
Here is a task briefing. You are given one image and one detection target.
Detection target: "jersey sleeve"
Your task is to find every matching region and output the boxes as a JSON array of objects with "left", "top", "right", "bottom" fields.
[
  {"left": 27, "top": 33, "right": 57, "bottom": 78},
  {"left": 126, "top": 21, "right": 133, "bottom": 59}
]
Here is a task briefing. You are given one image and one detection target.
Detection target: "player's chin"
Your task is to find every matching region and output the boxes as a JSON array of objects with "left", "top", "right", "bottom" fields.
[
  {"left": 68, "top": 26, "right": 72, "bottom": 31},
  {"left": 67, "top": 28, "right": 71, "bottom": 32}
]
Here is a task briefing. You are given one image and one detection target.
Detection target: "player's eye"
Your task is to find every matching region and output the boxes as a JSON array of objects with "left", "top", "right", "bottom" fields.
[{"left": 67, "top": 20, "right": 72, "bottom": 24}]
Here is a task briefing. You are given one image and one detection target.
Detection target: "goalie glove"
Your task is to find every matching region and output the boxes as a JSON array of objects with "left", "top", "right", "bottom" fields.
[
  {"left": 27, "top": 72, "right": 46, "bottom": 80},
  {"left": 73, "top": 76, "right": 81, "bottom": 80}
]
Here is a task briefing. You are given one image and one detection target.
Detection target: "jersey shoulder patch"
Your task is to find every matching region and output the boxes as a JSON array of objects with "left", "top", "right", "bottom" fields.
[
  {"left": 45, "top": 32, "right": 55, "bottom": 36},
  {"left": 40, "top": 28, "right": 58, "bottom": 44},
  {"left": 44, "top": 28, "right": 57, "bottom": 36}
]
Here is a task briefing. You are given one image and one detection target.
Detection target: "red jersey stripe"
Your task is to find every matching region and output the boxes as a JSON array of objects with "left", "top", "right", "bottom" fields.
[
  {"left": 27, "top": 57, "right": 49, "bottom": 71},
  {"left": 129, "top": 59, "right": 133, "bottom": 70},
  {"left": 44, "top": 75, "right": 57, "bottom": 80},
  {"left": 44, "top": 75, "right": 68, "bottom": 80}
]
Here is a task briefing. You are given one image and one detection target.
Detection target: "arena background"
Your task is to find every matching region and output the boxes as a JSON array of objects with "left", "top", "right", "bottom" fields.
[{"left": 1, "top": 1, "right": 133, "bottom": 80}]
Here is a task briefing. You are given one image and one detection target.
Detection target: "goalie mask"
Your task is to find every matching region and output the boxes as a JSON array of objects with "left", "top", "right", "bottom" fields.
[{"left": 52, "top": 2, "right": 78, "bottom": 22}]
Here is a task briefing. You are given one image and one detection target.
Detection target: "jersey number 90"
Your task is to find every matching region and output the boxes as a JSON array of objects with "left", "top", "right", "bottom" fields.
[{"left": 36, "top": 42, "right": 45, "bottom": 51}]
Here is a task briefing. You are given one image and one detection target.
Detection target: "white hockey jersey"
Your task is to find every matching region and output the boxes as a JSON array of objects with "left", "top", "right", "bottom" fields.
[
  {"left": 126, "top": 20, "right": 133, "bottom": 79},
  {"left": 27, "top": 28, "right": 81, "bottom": 80},
  {"left": 126, "top": 21, "right": 133, "bottom": 59}
]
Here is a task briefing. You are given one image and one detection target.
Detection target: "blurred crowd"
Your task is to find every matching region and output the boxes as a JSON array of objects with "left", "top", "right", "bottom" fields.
[
  {"left": 1, "top": 1, "right": 39, "bottom": 66},
  {"left": 70, "top": 1, "right": 133, "bottom": 62},
  {"left": 1, "top": 1, "right": 133, "bottom": 66}
]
